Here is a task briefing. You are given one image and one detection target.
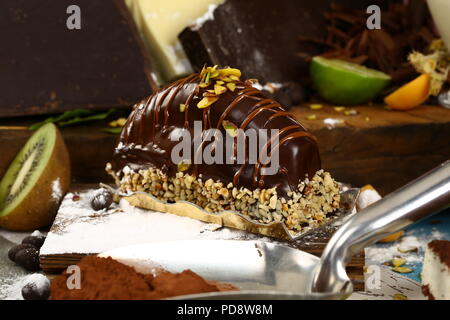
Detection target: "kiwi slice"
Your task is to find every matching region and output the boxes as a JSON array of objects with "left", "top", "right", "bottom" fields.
[{"left": 0, "top": 123, "right": 70, "bottom": 231}]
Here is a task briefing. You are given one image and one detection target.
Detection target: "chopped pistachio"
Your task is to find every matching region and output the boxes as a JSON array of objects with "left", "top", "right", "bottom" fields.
[
  {"left": 365, "top": 116, "right": 371, "bottom": 122},
  {"left": 198, "top": 66, "right": 241, "bottom": 94},
  {"left": 334, "top": 106, "right": 346, "bottom": 112},
  {"left": 179, "top": 104, "right": 187, "bottom": 112},
  {"left": 392, "top": 258, "right": 406, "bottom": 268},
  {"left": 306, "top": 114, "right": 317, "bottom": 120},
  {"left": 199, "top": 82, "right": 210, "bottom": 88},
  {"left": 398, "top": 245, "right": 418, "bottom": 253},
  {"left": 309, "top": 104, "right": 323, "bottom": 110},
  {"left": 210, "top": 70, "right": 220, "bottom": 78},
  {"left": 344, "top": 109, "right": 358, "bottom": 116},
  {"left": 199, "top": 65, "right": 207, "bottom": 78},
  {"left": 177, "top": 160, "right": 191, "bottom": 172},
  {"left": 197, "top": 96, "right": 219, "bottom": 109},
  {"left": 204, "top": 71, "right": 211, "bottom": 84},
  {"left": 214, "top": 84, "right": 227, "bottom": 95},
  {"left": 219, "top": 68, "right": 241, "bottom": 78},
  {"left": 392, "top": 293, "right": 408, "bottom": 300},
  {"left": 222, "top": 120, "right": 238, "bottom": 137},
  {"left": 109, "top": 118, "right": 127, "bottom": 127},
  {"left": 226, "top": 83, "right": 236, "bottom": 92},
  {"left": 203, "top": 91, "right": 217, "bottom": 97},
  {"left": 392, "top": 266, "right": 412, "bottom": 273}
]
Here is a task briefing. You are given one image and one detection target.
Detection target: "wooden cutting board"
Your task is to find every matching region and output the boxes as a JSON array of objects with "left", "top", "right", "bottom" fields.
[{"left": 39, "top": 187, "right": 365, "bottom": 291}]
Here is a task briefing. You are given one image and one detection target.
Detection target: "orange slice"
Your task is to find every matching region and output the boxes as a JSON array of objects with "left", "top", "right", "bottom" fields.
[{"left": 384, "top": 74, "right": 431, "bottom": 110}]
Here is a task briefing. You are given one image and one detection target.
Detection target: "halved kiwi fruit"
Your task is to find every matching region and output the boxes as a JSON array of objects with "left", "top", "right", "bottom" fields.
[{"left": 0, "top": 123, "right": 70, "bottom": 231}]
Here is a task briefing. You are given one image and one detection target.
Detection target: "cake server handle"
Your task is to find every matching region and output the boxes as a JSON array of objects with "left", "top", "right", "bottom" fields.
[{"left": 312, "top": 160, "right": 450, "bottom": 295}]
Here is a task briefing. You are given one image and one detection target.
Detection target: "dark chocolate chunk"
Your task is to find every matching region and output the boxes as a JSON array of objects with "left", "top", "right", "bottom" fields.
[
  {"left": 22, "top": 236, "right": 46, "bottom": 249},
  {"left": 7, "top": 244, "right": 36, "bottom": 262},
  {"left": 268, "top": 82, "right": 308, "bottom": 108},
  {"left": 14, "top": 247, "right": 41, "bottom": 271},
  {"left": 113, "top": 70, "right": 321, "bottom": 197},
  {"left": 90, "top": 188, "right": 114, "bottom": 211},
  {"left": 21, "top": 276, "right": 50, "bottom": 300},
  {"left": 179, "top": 0, "right": 330, "bottom": 86},
  {"left": 179, "top": 0, "right": 392, "bottom": 86},
  {"left": 0, "top": 0, "right": 156, "bottom": 118}
]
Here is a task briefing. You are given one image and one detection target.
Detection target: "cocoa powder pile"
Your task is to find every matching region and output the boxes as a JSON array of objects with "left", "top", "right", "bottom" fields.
[{"left": 50, "top": 256, "right": 235, "bottom": 300}]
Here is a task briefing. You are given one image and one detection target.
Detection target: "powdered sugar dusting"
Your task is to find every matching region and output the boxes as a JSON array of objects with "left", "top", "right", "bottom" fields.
[
  {"left": 323, "top": 118, "right": 345, "bottom": 129},
  {"left": 40, "top": 190, "right": 262, "bottom": 256},
  {"left": 366, "top": 231, "right": 446, "bottom": 264},
  {"left": 31, "top": 230, "right": 44, "bottom": 238},
  {"left": 0, "top": 275, "right": 26, "bottom": 300},
  {"left": 51, "top": 178, "right": 62, "bottom": 202},
  {"left": 191, "top": 4, "right": 220, "bottom": 30},
  {"left": 252, "top": 82, "right": 283, "bottom": 94}
]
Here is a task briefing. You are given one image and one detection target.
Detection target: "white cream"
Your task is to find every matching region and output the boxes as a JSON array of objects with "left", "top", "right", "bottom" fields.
[
  {"left": 124, "top": 0, "right": 224, "bottom": 83},
  {"left": 427, "top": 0, "right": 450, "bottom": 50}
]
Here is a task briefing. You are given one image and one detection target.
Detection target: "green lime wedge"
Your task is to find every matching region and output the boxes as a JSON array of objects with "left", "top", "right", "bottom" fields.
[{"left": 310, "top": 56, "right": 391, "bottom": 105}]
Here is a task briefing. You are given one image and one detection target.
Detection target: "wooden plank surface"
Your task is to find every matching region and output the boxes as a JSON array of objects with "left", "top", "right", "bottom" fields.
[
  {"left": 292, "top": 104, "right": 450, "bottom": 195},
  {"left": 1, "top": 104, "right": 449, "bottom": 195}
]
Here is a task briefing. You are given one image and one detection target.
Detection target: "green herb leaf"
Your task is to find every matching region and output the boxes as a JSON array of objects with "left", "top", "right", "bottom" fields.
[
  {"left": 101, "top": 127, "right": 123, "bottom": 134},
  {"left": 58, "top": 109, "right": 117, "bottom": 127},
  {"left": 29, "top": 108, "right": 117, "bottom": 130}
]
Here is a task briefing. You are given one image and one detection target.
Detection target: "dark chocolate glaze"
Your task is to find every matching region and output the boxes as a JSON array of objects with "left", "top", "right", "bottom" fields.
[{"left": 113, "top": 73, "right": 321, "bottom": 197}]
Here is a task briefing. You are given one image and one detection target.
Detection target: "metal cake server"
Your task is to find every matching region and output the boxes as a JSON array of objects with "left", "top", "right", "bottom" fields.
[{"left": 101, "top": 160, "right": 450, "bottom": 300}]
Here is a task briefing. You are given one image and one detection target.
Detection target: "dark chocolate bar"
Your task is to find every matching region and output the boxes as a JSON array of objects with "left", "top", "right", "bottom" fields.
[
  {"left": 179, "top": 0, "right": 394, "bottom": 87},
  {"left": 0, "top": 0, "right": 156, "bottom": 118}
]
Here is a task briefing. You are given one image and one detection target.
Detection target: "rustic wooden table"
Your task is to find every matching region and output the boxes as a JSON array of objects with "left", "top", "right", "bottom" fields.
[{"left": 1, "top": 104, "right": 449, "bottom": 195}]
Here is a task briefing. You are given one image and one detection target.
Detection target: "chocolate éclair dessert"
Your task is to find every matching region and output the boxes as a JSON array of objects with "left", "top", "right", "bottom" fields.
[{"left": 107, "top": 66, "right": 340, "bottom": 235}]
